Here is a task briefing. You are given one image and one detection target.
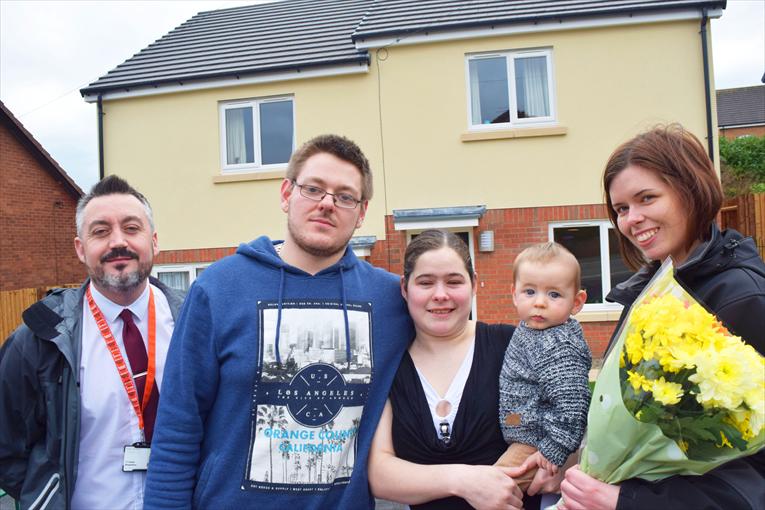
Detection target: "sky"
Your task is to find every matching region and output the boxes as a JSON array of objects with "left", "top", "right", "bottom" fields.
[{"left": 1, "top": 0, "right": 764, "bottom": 192}]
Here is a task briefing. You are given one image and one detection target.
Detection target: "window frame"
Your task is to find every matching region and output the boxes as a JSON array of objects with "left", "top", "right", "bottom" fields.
[
  {"left": 219, "top": 95, "right": 295, "bottom": 173},
  {"left": 548, "top": 220, "right": 626, "bottom": 312},
  {"left": 152, "top": 263, "right": 210, "bottom": 291},
  {"left": 465, "top": 48, "right": 556, "bottom": 130}
]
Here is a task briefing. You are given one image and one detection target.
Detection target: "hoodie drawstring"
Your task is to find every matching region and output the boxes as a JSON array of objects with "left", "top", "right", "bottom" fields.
[
  {"left": 274, "top": 267, "right": 286, "bottom": 365},
  {"left": 340, "top": 267, "right": 352, "bottom": 369}
]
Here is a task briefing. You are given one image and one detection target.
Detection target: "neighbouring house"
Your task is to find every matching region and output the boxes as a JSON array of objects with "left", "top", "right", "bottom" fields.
[
  {"left": 716, "top": 84, "right": 765, "bottom": 139},
  {"left": 80, "top": 0, "right": 726, "bottom": 356},
  {"left": 0, "top": 101, "right": 84, "bottom": 291}
]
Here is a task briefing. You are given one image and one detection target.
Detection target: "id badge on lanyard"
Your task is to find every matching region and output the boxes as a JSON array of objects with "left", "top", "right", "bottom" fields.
[{"left": 123, "top": 442, "right": 151, "bottom": 472}]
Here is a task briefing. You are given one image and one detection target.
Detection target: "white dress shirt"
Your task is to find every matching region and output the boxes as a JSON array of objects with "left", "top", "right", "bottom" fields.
[{"left": 71, "top": 282, "right": 174, "bottom": 510}]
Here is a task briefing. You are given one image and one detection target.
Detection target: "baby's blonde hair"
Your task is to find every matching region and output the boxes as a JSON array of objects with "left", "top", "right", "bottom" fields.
[{"left": 512, "top": 242, "right": 581, "bottom": 291}]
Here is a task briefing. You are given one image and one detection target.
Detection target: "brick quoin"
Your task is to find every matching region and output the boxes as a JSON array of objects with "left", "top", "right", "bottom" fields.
[
  {"left": 158, "top": 204, "right": 620, "bottom": 357},
  {"left": 0, "top": 121, "right": 84, "bottom": 290}
]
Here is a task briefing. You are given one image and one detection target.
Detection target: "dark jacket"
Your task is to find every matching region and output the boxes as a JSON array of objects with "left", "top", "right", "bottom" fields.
[
  {"left": 606, "top": 225, "right": 765, "bottom": 510},
  {"left": 0, "top": 279, "right": 184, "bottom": 510}
]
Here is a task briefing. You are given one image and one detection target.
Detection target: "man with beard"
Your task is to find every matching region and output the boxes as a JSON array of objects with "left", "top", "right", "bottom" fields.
[
  {"left": 144, "top": 135, "right": 412, "bottom": 509},
  {"left": 0, "top": 175, "right": 184, "bottom": 509}
]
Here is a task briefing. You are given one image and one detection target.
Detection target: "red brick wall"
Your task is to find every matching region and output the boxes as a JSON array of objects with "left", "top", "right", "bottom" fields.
[
  {"left": 155, "top": 247, "right": 237, "bottom": 265},
  {"left": 720, "top": 125, "right": 765, "bottom": 140},
  {"left": 157, "top": 203, "right": 621, "bottom": 357},
  {"left": 0, "top": 123, "right": 84, "bottom": 290}
]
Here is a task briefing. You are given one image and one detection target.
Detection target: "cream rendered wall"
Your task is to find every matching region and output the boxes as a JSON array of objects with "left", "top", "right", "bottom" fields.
[
  {"left": 103, "top": 18, "right": 714, "bottom": 251},
  {"left": 374, "top": 19, "right": 713, "bottom": 210},
  {"left": 102, "top": 72, "right": 384, "bottom": 250}
]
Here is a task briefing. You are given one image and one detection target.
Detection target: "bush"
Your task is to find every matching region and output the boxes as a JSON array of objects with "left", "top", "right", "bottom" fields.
[{"left": 719, "top": 135, "right": 765, "bottom": 181}]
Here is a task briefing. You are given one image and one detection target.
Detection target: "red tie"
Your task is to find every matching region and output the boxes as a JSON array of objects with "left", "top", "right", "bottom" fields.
[{"left": 119, "top": 309, "right": 159, "bottom": 443}]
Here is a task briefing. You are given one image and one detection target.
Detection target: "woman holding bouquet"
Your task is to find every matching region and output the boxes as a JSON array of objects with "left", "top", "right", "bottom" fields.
[{"left": 559, "top": 125, "right": 765, "bottom": 510}]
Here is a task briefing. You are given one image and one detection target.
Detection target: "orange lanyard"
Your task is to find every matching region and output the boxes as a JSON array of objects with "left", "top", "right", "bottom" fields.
[{"left": 85, "top": 285, "right": 156, "bottom": 433}]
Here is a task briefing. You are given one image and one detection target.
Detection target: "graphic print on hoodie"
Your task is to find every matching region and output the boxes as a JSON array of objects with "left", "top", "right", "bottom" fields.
[{"left": 245, "top": 300, "right": 372, "bottom": 491}]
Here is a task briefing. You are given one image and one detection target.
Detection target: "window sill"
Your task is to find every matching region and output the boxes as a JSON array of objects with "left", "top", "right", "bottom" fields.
[
  {"left": 213, "top": 168, "right": 286, "bottom": 184},
  {"left": 574, "top": 308, "right": 623, "bottom": 323},
  {"left": 461, "top": 125, "right": 567, "bottom": 142}
]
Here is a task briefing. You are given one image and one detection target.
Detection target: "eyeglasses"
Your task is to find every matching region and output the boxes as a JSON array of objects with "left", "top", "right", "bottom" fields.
[{"left": 292, "top": 181, "right": 363, "bottom": 209}]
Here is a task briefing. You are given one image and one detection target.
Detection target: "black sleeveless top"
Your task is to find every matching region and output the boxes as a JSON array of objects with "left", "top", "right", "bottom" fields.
[{"left": 390, "top": 322, "right": 539, "bottom": 510}]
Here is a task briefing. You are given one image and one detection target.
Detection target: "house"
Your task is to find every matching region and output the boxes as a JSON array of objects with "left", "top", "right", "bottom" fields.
[
  {"left": 0, "top": 101, "right": 84, "bottom": 291},
  {"left": 716, "top": 84, "right": 765, "bottom": 139},
  {"left": 80, "top": 0, "right": 726, "bottom": 356}
]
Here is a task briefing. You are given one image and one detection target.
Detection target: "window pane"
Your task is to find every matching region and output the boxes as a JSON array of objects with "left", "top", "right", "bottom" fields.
[
  {"left": 609, "top": 229, "right": 632, "bottom": 289},
  {"left": 225, "top": 107, "right": 254, "bottom": 165},
  {"left": 260, "top": 100, "right": 293, "bottom": 165},
  {"left": 157, "top": 271, "right": 190, "bottom": 291},
  {"left": 514, "top": 56, "right": 550, "bottom": 118},
  {"left": 554, "top": 226, "right": 603, "bottom": 303},
  {"left": 195, "top": 267, "right": 206, "bottom": 277},
  {"left": 469, "top": 57, "right": 509, "bottom": 125}
]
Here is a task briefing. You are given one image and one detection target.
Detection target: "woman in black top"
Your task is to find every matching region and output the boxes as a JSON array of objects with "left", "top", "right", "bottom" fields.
[
  {"left": 558, "top": 125, "right": 765, "bottom": 510},
  {"left": 369, "top": 230, "right": 563, "bottom": 509}
]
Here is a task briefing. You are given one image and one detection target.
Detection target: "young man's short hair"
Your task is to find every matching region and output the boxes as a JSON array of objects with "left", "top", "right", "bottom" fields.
[{"left": 286, "top": 134, "right": 373, "bottom": 200}]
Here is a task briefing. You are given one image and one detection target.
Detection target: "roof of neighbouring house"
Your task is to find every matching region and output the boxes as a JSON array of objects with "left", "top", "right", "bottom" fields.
[
  {"left": 0, "top": 101, "right": 84, "bottom": 199},
  {"left": 716, "top": 85, "right": 765, "bottom": 128},
  {"left": 81, "top": 0, "right": 726, "bottom": 98}
]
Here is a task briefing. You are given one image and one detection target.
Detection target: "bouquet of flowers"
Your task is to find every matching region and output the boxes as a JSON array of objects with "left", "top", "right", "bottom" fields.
[{"left": 576, "top": 259, "right": 764, "bottom": 485}]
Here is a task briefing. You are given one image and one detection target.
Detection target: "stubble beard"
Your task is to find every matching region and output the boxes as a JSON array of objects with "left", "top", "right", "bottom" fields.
[{"left": 286, "top": 214, "right": 354, "bottom": 259}]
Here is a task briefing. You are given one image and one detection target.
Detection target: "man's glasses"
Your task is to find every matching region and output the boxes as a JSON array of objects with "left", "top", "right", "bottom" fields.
[{"left": 292, "top": 181, "right": 362, "bottom": 209}]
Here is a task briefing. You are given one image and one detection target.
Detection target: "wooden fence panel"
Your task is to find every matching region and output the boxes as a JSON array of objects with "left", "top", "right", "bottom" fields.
[
  {"left": 0, "top": 288, "right": 39, "bottom": 343},
  {"left": 720, "top": 193, "right": 765, "bottom": 260},
  {"left": 0, "top": 284, "right": 81, "bottom": 345}
]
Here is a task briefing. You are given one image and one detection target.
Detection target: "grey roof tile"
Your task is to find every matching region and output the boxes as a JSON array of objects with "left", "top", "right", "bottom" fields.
[
  {"left": 717, "top": 85, "right": 765, "bottom": 127},
  {"left": 352, "top": 0, "right": 726, "bottom": 41},
  {"left": 81, "top": 0, "right": 372, "bottom": 95}
]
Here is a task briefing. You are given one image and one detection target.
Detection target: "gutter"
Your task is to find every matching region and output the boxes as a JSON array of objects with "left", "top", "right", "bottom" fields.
[
  {"left": 97, "top": 95, "right": 104, "bottom": 180},
  {"left": 700, "top": 9, "right": 715, "bottom": 160}
]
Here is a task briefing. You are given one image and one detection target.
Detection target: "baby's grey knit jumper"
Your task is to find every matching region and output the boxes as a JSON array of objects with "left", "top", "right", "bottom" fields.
[{"left": 498, "top": 317, "right": 592, "bottom": 467}]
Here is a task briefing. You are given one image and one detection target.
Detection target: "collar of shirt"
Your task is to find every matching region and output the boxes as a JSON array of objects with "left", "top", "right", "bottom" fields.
[{"left": 88, "top": 281, "right": 151, "bottom": 323}]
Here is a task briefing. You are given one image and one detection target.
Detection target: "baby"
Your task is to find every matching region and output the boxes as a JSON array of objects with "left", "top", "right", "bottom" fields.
[{"left": 496, "top": 242, "right": 592, "bottom": 490}]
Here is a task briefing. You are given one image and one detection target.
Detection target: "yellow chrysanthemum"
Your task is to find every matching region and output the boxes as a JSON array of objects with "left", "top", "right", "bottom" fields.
[
  {"left": 626, "top": 370, "right": 651, "bottom": 392},
  {"left": 650, "top": 376, "right": 683, "bottom": 405},
  {"left": 690, "top": 340, "right": 761, "bottom": 411}
]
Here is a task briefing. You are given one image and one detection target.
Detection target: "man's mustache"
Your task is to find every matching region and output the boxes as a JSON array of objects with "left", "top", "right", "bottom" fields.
[{"left": 100, "top": 247, "right": 139, "bottom": 263}]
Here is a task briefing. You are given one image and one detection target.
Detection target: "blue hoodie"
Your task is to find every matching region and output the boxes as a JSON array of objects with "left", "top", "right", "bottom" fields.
[{"left": 144, "top": 237, "right": 413, "bottom": 509}]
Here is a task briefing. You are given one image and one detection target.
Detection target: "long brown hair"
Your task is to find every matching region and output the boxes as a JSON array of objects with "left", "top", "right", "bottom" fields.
[{"left": 603, "top": 124, "right": 723, "bottom": 270}]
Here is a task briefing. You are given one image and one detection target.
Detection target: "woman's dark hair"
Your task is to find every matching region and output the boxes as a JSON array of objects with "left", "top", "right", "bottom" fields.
[
  {"left": 603, "top": 124, "right": 723, "bottom": 270},
  {"left": 403, "top": 230, "right": 475, "bottom": 286}
]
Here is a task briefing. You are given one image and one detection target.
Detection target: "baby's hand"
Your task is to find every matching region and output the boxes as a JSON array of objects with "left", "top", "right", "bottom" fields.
[{"left": 537, "top": 453, "right": 558, "bottom": 474}]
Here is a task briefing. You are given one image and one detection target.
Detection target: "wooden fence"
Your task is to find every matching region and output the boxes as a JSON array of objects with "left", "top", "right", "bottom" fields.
[
  {"left": 720, "top": 193, "right": 765, "bottom": 260},
  {"left": 0, "top": 284, "right": 80, "bottom": 345}
]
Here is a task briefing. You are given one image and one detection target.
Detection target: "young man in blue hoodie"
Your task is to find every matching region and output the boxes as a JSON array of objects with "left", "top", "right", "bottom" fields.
[{"left": 144, "top": 135, "right": 413, "bottom": 509}]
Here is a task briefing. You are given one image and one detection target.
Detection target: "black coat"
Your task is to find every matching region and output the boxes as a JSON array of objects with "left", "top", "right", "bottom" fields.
[{"left": 606, "top": 225, "right": 765, "bottom": 510}]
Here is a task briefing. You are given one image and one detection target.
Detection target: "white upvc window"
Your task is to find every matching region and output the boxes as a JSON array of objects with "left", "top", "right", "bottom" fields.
[
  {"left": 152, "top": 263, "right": 209, "bottom": 291},
  {"left": 549, "top": 221, "right": 632, "bottom": 311},
  {"left": 466, "top": 49, "right": 556, "bottom": 129},
  {"left": 219, "top": 96, "right": 295, "bottom": 172}
]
